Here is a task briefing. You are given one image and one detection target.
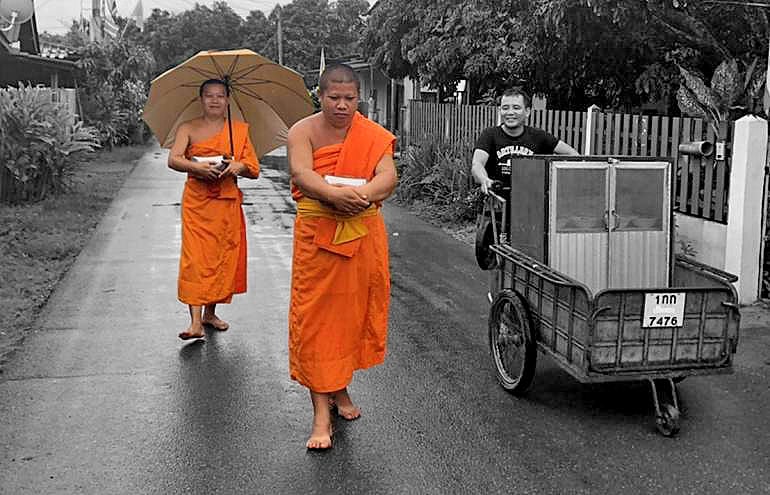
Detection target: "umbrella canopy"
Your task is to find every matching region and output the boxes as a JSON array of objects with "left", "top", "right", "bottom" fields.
[{"left": 142, "top": 49, "right": 314, "bottom": 157}]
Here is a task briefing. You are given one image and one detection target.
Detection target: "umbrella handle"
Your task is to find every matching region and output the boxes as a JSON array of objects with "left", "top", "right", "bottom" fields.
[{"left": 227, "top": 103, "right": 235, "bottom": 159}]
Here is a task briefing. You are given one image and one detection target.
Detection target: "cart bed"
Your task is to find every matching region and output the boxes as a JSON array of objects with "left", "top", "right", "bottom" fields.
[{"left": 491, "top": 244, "right": 739, "bottom": 383}]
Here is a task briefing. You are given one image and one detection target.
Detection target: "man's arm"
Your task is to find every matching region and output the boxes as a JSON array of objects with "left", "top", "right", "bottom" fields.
[
  {"left": 355, "top": 153, "right": 397, "bottom": 203},
  {"left": 471, "top": 148, "right": 494, "bottom": 194},
  {"left": 554, "top": 140, "right": 579, "bottom": 155},
  {"left": 287, "top": 121, "right": 370, "bottom": 215},
  {"left": 168, "top": 123, "right": 220, "bottom": 181}
]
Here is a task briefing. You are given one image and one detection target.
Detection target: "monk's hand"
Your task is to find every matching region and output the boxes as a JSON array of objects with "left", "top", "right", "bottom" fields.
[
  {"left": 194, "top": 162, "right": 222, "bottom": 182},
  {"left": 219, "top": 160, "right": 247, "bottom": 179},
  {"left": 327, "top": 186, "right": 370, "bottom": 216}
]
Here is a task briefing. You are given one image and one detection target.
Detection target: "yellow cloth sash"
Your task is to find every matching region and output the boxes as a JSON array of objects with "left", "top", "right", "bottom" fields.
[{"left": 296, "top": 198, "right": 379, "bottom": 245}]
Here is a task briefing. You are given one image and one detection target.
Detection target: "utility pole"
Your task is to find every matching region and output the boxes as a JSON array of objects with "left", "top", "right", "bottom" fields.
[
  {"left": 277, "top": 5, "right": 283, "bottom": 65},
  {"left": 90, "top": 0, "right": 101, "bottom": 42}
]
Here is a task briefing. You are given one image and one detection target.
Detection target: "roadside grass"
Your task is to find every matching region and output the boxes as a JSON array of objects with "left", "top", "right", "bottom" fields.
[
  {"left": 0, "top": 144, "right": 150, "bottom": 367},
  {"left": 392, "top": 139, "right": 479, "bottom": 246}
]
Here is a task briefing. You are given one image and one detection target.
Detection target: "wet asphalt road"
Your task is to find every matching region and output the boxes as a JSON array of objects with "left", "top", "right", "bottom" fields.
[{"left": 1, "top": 145, "right": 770, "bottom": 494}]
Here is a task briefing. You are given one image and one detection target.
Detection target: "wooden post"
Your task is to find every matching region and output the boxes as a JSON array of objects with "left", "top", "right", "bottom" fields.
[{"left": 640, "top": 115, "right": 648, "bottom": 156}]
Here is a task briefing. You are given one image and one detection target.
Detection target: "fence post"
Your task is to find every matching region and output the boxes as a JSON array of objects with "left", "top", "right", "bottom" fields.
[
  {"left": 724, "top": 115, "right": 768, "bottom": 304},
  {"left": 640, "top": 115, "right": 649, "bottom": 156},
  {"left": 444, "top": 105, "right": 451, "bottom": 141},
  {"left": 584, "top": 104, "right": 599, "bottom": 154}
]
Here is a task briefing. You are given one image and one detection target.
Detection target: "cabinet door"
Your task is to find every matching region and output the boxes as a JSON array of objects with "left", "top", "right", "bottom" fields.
[
  {"left": 609, "top": 163, "right": 670, "bottom": 288},
  {"left": 549, "top": 163, "right": 610, "bottom": 293}
]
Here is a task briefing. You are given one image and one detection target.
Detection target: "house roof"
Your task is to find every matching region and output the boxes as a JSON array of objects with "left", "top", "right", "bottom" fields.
[
  {"left": 365, "top": 0, "right": 381, "bottom": 16},
  {"left": 1, "top": 13, "right": 78, "bottom": 86},
  {"left": 326, "top": 55, "right": 371, "bottom": 72}
]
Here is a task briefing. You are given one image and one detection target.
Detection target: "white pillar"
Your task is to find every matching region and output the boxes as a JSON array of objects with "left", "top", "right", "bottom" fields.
[
  {"left": 584, "top": 104, "right": 600, "bottom": 154},
  {"left": 724, "top": 115, "right": 768, "bottom": 304}
]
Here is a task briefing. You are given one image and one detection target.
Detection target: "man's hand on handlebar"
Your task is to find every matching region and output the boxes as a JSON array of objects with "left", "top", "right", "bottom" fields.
[{"left": 480, "top": 177, "right": 495, "bottom": 195}]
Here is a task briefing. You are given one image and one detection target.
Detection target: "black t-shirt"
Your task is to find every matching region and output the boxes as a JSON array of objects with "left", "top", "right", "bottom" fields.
[{"left": 474, "top": 125, "right": 559, "bottom": 181}]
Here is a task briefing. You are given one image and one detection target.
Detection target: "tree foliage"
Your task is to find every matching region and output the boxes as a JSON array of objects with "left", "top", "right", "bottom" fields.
[
  {"left": 0, "top": 84, "right": 99, "bottom": 203},
  {"left": 363, "top": 0, "right": 769, "bottom": 112},
  {"left": 141, "top": 2, "right": 245, "bottom": 73},
  {"left": 77, "top": 39, "right": 155, "bottom": 147},
  {"left": 139, "top": 0, "right": 368, "bottom": 85},
  {"left": 677, "top": 58, "right": 767, "bottom": 133}
]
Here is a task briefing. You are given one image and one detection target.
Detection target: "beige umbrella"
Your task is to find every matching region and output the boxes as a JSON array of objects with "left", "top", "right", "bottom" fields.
[{"left": 142, "top": 49, "right": 314, "bottom": 157}]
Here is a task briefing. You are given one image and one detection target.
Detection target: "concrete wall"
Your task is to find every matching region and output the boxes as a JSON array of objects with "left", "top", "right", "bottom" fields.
[
  {"left": 356, "top": 68, "right": 391, "bottom": 127},
  {"left": 675, "top": 214, "right": 727, "bottom": 269}
]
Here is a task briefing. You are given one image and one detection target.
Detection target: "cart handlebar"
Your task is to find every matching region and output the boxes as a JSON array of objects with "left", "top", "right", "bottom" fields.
[{"left": 484, "top": 180, "right": 507, "bottom": 205}]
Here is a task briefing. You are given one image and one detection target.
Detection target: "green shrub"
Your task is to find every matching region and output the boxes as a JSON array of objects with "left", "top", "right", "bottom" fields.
[
  {"left": 0, "top": 84, "right": 100, "bottom": 203},
  {"left": 77, "top": 40, "right": 154, "bottom": 147},
  {"left": 395, "top": 136, "right": 480, "bottom": 222}
]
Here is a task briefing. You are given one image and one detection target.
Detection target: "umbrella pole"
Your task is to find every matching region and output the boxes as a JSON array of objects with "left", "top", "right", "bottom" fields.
[{"left": 227, "top": 103, "right": 234, "bottom": 159}]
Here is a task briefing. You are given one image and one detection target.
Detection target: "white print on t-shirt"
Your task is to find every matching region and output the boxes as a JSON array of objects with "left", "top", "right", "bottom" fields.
[{"left": 496, "top": 145, "right": 535, "bottom": 159}]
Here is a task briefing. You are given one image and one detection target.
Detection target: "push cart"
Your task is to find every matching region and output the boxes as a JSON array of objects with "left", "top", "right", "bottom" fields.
[{"left": 478, "top": 155, "right": 740, "bottom": 436}]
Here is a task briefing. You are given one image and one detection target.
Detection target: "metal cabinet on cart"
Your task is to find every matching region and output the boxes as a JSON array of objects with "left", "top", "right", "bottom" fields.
[{"left": 508, "top": 156, "right": 673, "bottom": 294}]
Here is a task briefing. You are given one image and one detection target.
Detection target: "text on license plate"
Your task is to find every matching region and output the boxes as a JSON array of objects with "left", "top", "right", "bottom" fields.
[{"left": 642, "top": 292, "right": 685, "bottom": 327}]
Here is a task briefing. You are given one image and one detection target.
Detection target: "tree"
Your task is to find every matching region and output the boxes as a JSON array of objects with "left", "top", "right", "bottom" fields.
[
  {"left": 327, "top": 0, "right": 369, "bottom": 58},
  {"left": 362, "top": 0, "right": 511, "bottom": 100},
  {"left": 362, "top": 0, "right": 769, "bottom": 111},
  {"left": 677, "top": 58, "right": 766, "bottom": 133},
  {"left": 242, "top": 10, "right": 275, "bottom": 60},
  {"left": 77, "top": 39, "right": 155, "bottom": 146},
  {"left": 141, "top": 8, "right": 180, "bottom": 72},
  {"left": 141, "top": 2, "right": 245, "bottom": 73},
  {"left": 270, "top": 0, "right": 370, "bottom": 85}
]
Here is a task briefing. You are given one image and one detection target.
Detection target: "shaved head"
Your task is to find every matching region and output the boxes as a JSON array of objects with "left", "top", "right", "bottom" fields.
[{"left": 319, "top": 63, "right": 360, "bottom": 94}]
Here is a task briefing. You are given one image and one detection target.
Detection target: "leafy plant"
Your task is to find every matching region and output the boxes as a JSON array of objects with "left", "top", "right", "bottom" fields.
[
  {"left": 677, "top": 57, "right": 766, "bottom": 133},
  {"left": 0, "top": 84, "right": 100, "bottom": 203},
  {"left": 76, "top": 38, "right": 154, "bottom": 147},
  {"left": 394, "top": 137, "right": 480, "bottom": 222}
]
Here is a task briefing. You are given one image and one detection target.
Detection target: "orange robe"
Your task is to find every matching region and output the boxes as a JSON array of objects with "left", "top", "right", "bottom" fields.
[
  {"left": 289, "top": 112, "right": 396, "bottom": 392},
  {"left": 178, "top": 119, "right": 260, "bottom": 305}
]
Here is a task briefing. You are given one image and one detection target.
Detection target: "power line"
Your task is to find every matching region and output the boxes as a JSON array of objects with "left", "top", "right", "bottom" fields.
[
  {"left": 703, "top": 0, "right": 770, "bottom": 6},
  {"left": 36, "top": 0, "right": 58, "bottom": 9}
]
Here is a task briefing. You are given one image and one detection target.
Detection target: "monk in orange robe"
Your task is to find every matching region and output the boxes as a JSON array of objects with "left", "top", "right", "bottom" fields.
[
  {"left": 168, "top": 79, "right": 260, "bottom": 340},
  {"left": 287, "top": 64, "right": 398, "bottom": 449}
]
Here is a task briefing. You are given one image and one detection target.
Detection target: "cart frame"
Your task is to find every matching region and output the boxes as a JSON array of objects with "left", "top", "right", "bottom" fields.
[{"left": 482, "top": 165, "right": 740, "bottom": 436}]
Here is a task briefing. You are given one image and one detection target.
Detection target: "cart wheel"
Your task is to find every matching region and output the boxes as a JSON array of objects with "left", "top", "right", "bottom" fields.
[
  {"left": 655, "top": 404, "right": 681, "bottom": 437},
  {"left": 488, "top": 290, "right": 537, "bottom": 395},
  {"left": 475, "top": 215, "right": 498, "bottom": 270}
]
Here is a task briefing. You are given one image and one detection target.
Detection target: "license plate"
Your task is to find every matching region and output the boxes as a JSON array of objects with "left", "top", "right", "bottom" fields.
[{"left": 642, "top": 292, "right": 685, "bottom": 328}]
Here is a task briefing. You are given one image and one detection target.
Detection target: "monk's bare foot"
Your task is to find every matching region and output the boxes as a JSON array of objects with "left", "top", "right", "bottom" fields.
[
  {"left": 332, "top": 388, "right": 361, "bottom": 421},
  {"left": 178, "top": 323, "right": 205, "bottom": 340},
  {"left": 306, "top": 421, "right": 333, "bottom": 450},
  {"left": 307, "top": 391, "right": 334, "bottom": 450},
  {"left": 201, "top": 314, "right": 229, "bottom": 331}
]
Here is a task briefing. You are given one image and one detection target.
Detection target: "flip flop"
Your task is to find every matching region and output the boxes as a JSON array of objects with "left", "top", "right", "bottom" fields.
[{"left": 178, "top": 331, "right": 205, "bottom": 341}]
